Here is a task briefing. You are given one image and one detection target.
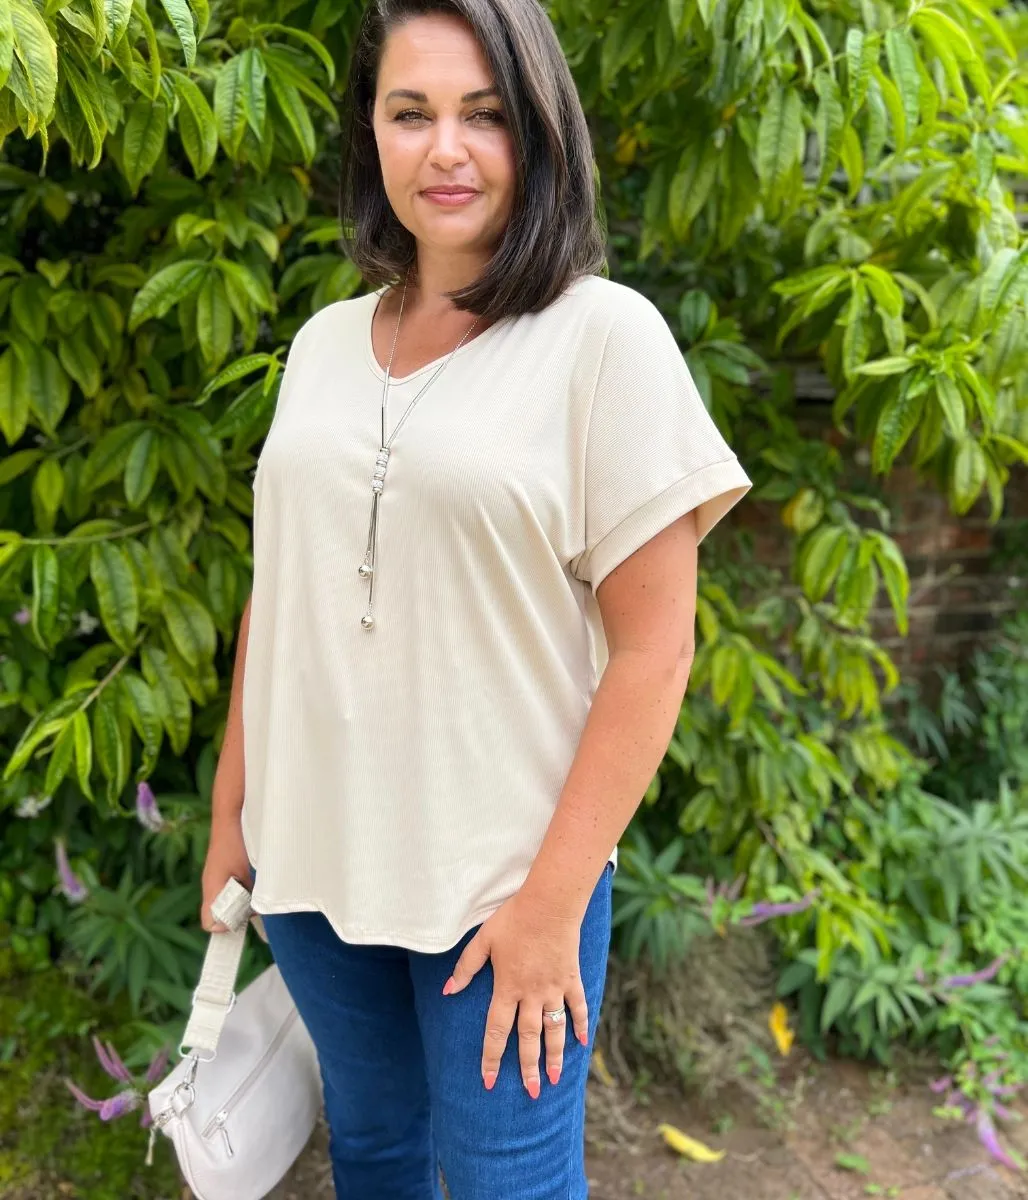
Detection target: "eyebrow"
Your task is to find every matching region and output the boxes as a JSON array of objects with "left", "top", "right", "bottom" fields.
[{"left": 383, "top": 87, "right": 501, "bottom": 104}]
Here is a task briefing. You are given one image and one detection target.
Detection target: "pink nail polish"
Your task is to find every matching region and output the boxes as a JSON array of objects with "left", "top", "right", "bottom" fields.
[
  {"left": 441, "top": 978, "right": 454, "bottom": 996},
  {"left": 526, "top": 1080, "right": 540, "bottom": 1100},
  {"left": 483, "top": 1071, "right": 497, "bottom": 1090},
  {"left": 547, "top": 1067, "right": 561, "bottom": 1086},
  {"left": 578, "top": 1031, "right": 588, "bottom": 1045}
]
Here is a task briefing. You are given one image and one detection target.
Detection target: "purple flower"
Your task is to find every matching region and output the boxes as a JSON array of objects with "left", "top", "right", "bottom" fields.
[
  {"left": 940, "top": 956, "right": 1007, "bottom": 990},
  {"left": 739, "top": 890, "right": 819, "bottom": 927},
  {"left": 145, "top": 1045, "right": 170, "bottom": 1083},
  {"left": 92, "top": 1036, "right": 132, "bottom": 1083},
  {"left": 99, "top": 1089, "right": 142, "bottom": 1121},
  {"left": 12, "top": 607, "right": 30, "bottom": 626},
  {"left": 65, "top": 1080, "right": 104, "bottom": 1112},
  {"left": 135, "top": 781, "right": 165, "bottom": 832},
  {"left": 55, "top": 840, "right": 88, "bottom": 904},
  {"left": 976, "top": 1109, "right": 1020, "bottom": 1171},
  {"left": 929, "top": 1076, "right": 953, "bottom": 1094}
]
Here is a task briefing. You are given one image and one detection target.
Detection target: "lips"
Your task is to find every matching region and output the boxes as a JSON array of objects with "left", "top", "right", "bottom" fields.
[{"left": 422, "top": 187, "right": 479, "bottom": 196}]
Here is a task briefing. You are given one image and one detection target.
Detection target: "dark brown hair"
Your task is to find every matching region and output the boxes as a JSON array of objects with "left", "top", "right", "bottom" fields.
[{"left": 337, "top": 0, "right": 607, "bottom": 321}]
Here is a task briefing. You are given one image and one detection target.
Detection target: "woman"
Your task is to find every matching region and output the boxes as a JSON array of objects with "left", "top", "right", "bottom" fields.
[{"left": 201, "top": 0, "right": 752, "bottom": 1195}]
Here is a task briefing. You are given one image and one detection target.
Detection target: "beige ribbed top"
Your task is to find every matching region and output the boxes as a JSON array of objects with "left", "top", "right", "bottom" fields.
[{"left": 241, "top": 273, "right": 752, "bottom": 951}]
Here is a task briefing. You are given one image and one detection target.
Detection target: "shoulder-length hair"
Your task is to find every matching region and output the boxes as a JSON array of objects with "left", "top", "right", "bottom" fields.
[{"left": 337, "top": 0, "right": 607, "bottom": 322}]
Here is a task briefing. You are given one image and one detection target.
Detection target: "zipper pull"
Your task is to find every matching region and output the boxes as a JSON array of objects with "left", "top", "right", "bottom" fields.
[
  {"left": 145, "top": 1123, "right": 158, "bottom": 1167},
  {"left": 212, "top": 1111, "right": 234, "bottom": 1158}
]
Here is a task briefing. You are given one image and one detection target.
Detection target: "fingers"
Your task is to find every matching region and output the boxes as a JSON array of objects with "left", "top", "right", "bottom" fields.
[
  {"left": 541, "top": 1000, "right": 566, "bottom": 1087},
  {"left": 481, "top": 995, "right": 516, "bottom": 1092},
  {"left": 445, "top": 931, "right": 490, "bottom": 996},
  {"left": 566, "top": 982, "right": 590, "bottom": 1048},
  {"left": 518, "top": 1003, "right": 544, "bottom": 1099}
]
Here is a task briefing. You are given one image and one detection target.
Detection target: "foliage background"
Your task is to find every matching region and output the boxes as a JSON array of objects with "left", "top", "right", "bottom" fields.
[{"left": 1, "top": 0, "right": 1027, "bottom": 1190}]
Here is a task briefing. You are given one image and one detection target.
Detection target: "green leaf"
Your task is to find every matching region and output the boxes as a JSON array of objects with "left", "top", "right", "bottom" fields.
[
  {"left": 195, "top": 268, "right": 233, "bottom": 367},
  {"left": 0, "top": 448, "right": 42, "bottom": 485},
  {"left": 128, "top": 260, "right": 207, "bottom": 331},
  {"left": 43, "top": 718, "right": 77, "bottom": 796},
  {"left": 13, "top": 342, "right": 71, "bottom": 436},
  {"left": 104, "top": 0, "right": 132, "bottom": 43},
  {"left": 951, "top": 438, "right": 987, "bottom": 514},
  {"left": 90, "top": 542, "right": 140, "bottom": 651},
  {"left": 172, "top": 72, "right": 218, "bottom": 177},
  {"left": 872, "top": 377, "right": 926, "bottom": 473},
  {"left": 80, "top": 422, "right": 147, "bottom": 491},
  {"left": 757, "top": 85, "right": 803, "bottom": 196},
  {"left": 58, "top": 326, "right": 103, "bottom": 399},
  {"left": 122, "top": 100, "right": 168, "bottom": 193},
  {"left": 799, "top": 525, "right": 849, "bottom": 602},
  {"left": 870, "top": 533, "right": 909, "bottom": 635},
  {"left": 31, "top": 544, "right": 60, "bottom": 648},
  {"left": 158, "top": 0, "right": 195, "bottom": 66},
  {"left": 73, "top": 709, "right": 94, "bottom": 800},
  {"left": 31, "top": 457, "right": 64, "bottom": 532},
  {"left": 854, "top": 356, "right": 912, "bottom": 377},
  {"left": 266, "top": 70, "right": 316, "bottom": 166},
  {"left": 884, "top": 27, "right": 921, "bottom": 141},
  {"left": 10, "top": 0, "right": 58, "bottom": 122},
  {"left": 254, "top": 23, "right": 335, "bottom": 86},
  {"left": 194, "top": 351, "right": 277, "bottom": 405},
  {"left": 141, "top": 645, "right": 192, "bottom": 754},
  {"left": 92, "top": 687, "right": 128, "bottom": 802},
  {"left": 161, "top": 587, "right": 217, "bottom": 666},
  {"left": 124, "top": 428, "right": 160, "bottom": 507},
  {"left": 814, "top": 73, "right": 845, "bottom": 190},
  {"left": 237, "top": 47, "right": 267, "bottom": 140},
  {"left": 839, "top": 124, "right": 864, "bottom": 196},
  {"left": 668, "top": 138, "right": 718, "bottom": 239},
  {"left": 214, "top": 54, "right": 248, "bottom": 155},
  {"left": 844, "top": 27, "right": 872, "bottom": 112},
  {"left": 934, "top": 374, "right": 966, "bottom": 440},
  {"left": 120, "top": 673, "right": 163, "bottom": 776}
]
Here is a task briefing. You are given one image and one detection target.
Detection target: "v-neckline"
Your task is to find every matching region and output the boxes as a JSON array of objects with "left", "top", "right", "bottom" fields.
[{"left": 363, "top": 286, "right": 507, "bottom": 385}]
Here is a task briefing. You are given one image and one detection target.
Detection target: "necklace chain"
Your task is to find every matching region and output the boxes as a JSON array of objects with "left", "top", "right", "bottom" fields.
[{"left": 358, "top": 270, "right": 484, "bottom": 630}]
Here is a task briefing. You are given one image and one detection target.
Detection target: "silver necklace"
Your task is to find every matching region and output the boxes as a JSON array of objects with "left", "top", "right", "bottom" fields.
[{"left": 358, "top": 272, "right": 483, "bottom": 630}]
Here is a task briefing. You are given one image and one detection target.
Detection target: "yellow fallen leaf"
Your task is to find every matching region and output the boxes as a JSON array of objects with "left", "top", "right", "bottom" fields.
[
  {"left": 590, "top": 1046, "right": 616, "bottom": 1087},
  {"left": 657, "top": 1123, "right": 726, "bottom": 1163},
  {"left": 769, "top": 1001, "right": 794, "bottom": 1056}
]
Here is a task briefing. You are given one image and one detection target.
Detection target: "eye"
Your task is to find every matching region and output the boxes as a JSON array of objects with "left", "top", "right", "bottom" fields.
[
  {"left": 394, "top": 109, "right": 426, "bottom": 123},
  {"left": 472, "top": 109, "right": 504, "bottom": 124}
]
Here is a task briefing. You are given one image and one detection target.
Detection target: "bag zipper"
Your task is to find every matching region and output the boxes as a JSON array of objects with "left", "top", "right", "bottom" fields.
[{"left": 198, "top": 1007, "right": 300, "bottom": 1154}]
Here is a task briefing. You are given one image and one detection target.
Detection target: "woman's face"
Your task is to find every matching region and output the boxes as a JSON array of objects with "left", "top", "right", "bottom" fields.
[{"left": 372, "top": 13, "right": 517, "bottom": 261}]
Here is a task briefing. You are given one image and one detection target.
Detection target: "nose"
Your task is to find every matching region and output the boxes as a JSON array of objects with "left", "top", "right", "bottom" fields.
[{"left": 428, "top": 115, "right": 470, "bottom": 170}]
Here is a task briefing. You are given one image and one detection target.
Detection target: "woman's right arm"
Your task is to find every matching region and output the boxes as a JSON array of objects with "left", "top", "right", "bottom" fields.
[{"left": 200, "top": 593, "right": 254, "bottom": 932}]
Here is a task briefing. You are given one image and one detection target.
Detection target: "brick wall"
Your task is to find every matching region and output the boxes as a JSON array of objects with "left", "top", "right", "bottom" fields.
[{"left": 724, "top": 400, "right": 1026, "bottom": 687}]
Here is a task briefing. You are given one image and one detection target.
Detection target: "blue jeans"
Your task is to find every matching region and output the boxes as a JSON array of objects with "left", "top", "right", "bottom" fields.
[{"left": 257, "top": 862, "right": 613, "bottom": 1199}]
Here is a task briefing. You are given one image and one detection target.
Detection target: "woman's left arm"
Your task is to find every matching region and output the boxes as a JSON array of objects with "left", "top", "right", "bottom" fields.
[
  {"left": 519, "top": 505, "right": 699, "bottom": 920},
  {"left": 443, "top": 508, "right": 699, "bottom": 1095}
]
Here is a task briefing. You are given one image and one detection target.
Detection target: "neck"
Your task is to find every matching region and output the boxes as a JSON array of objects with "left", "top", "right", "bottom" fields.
[{"left": 405, "top": 246, "right": 491, "bottom": 313}]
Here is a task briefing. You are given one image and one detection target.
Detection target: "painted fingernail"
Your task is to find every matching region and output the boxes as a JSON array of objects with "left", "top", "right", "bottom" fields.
[
  {"left": 483, "top": 1071, "right": 497, "bottom": 1090},
  {"left": 526, "top": 1080, "right": 540, "bottom": 1100},
  {"left": 441, "top": 977, "right": 455, "bottom": 996},
  {"left": 547, "top": 1066, "right": 561, "bottom": 1086},
  {"left": 578, "top": 1030, "right": 588, "bottom": 1045}
]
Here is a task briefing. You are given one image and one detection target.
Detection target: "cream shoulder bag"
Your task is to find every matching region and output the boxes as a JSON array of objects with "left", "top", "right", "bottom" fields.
[{"left": 146, "top": 877, "right": 323, "bottom": 1199}]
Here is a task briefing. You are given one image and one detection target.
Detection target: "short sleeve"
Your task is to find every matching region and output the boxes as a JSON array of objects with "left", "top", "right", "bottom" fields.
[{"left": 570, "top": 291, "right": 753, "bottom": 592}]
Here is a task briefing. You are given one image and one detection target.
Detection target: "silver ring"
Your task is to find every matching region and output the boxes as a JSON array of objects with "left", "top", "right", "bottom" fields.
[{"left": 544, "top": 1007, "right": 566, "bottom": 1023}]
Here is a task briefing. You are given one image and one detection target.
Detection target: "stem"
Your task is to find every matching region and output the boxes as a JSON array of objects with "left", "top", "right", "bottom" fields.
[{"left": 23, "top": 521, "right": 154, "bottom": 547}]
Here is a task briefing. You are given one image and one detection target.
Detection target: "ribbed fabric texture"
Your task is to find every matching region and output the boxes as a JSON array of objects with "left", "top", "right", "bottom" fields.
[{"left": 241, "top": 274, "right": 753, "bottom": 951}]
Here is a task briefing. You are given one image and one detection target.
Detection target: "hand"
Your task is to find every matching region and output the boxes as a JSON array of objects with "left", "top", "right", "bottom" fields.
[
  {"left": 442, "top": 889, "right": 589, "bottom": 1099},
  {"left": 200, "top": 813, "right": 251, "bottom": 933}
]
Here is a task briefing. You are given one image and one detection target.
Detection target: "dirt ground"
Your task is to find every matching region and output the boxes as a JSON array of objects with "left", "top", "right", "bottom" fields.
[{"left": 261, "top": 1056, "right": 1028, "bottom": 1199}]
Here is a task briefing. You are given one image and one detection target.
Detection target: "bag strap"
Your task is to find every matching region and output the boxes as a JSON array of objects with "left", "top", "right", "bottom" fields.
[{"left": 178, "top": 876, "right": 266, "bottom": 1059}]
